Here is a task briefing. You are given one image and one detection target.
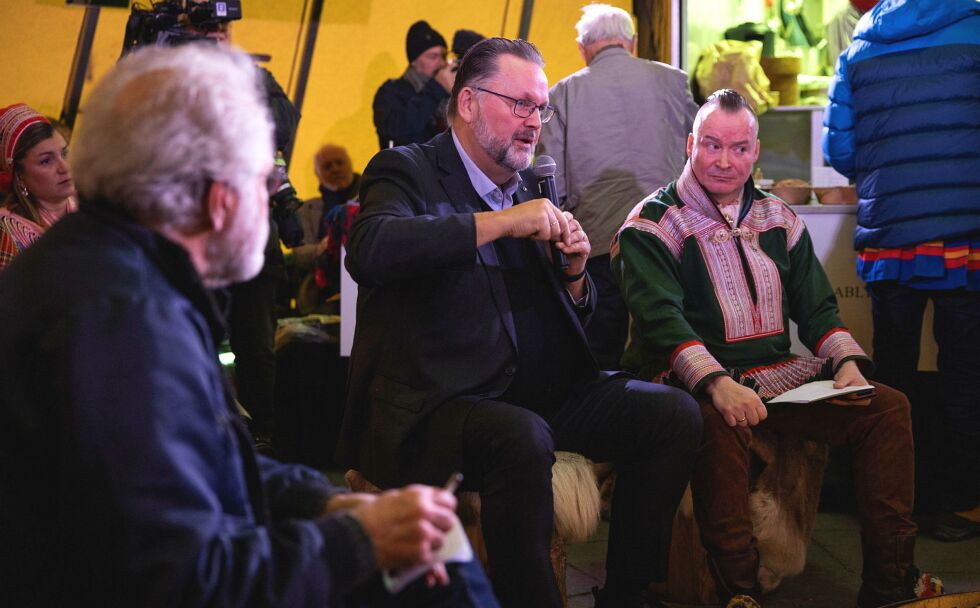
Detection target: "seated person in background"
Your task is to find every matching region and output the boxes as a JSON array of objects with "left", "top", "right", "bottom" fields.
[
  {"left": 373, "top": 20, "right": 455, "bottom": 149},
  {"left": 0, "top": 44, "right": 497, "bottom": 608},
  {"left": 0, "top": 104, "right": 76, "bottom": 270},
  {"left": 295, "top": 143, "right": 362, "bottom": 251},
  {"left": 315, "top": 143, "right": 362, "bottom": 214},
  {"left": 289, "top": 143, "right": 362, "bottom": 312},
  {"left": 341, "top": 37, "right": 701, "bottom": 608},
  {"left": 612, "top": 89, "right": 938, "bottom": 608}
]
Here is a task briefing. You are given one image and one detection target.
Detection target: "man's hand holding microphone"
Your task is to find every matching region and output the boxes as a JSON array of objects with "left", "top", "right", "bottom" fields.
[{"left": 473, "top": 155, "right": 590, "bottom": 298}]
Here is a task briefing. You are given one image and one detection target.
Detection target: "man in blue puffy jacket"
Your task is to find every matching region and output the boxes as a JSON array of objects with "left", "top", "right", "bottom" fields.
[{"left": 823, "top": 0, "right": 980, "bottom": 542}]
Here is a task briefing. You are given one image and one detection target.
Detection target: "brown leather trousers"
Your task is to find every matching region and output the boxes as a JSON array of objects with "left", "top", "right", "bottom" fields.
[{"left": 690, "top": 381, "right": 917, "bottom": 603}]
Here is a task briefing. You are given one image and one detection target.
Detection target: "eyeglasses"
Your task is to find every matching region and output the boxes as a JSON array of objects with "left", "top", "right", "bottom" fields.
[{"left": 473, "top": 87, "right": 556, "bottom": 123}]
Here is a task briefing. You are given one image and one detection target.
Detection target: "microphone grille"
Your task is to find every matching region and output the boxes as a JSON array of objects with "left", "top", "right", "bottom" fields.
[{"left": 532, "top": 155, "right": 557, "bottom": 178}]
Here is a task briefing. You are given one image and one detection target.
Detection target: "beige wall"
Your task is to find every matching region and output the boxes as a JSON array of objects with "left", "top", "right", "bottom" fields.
[{"left": 0, "top": 0, "right": 630, "bottom": 199}]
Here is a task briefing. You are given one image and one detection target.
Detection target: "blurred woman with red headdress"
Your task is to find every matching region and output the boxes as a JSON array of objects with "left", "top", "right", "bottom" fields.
[{"left": 0, "top": 103, "right": 76, "bottom": 270}]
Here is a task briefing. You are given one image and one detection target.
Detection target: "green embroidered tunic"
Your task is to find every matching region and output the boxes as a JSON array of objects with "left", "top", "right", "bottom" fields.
[{"left": 612, "top": 167, "right": 868, "bottom": 399}]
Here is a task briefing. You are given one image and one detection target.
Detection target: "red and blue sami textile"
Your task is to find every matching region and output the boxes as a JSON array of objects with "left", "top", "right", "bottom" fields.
[
  {"left": 858, "top": 239, "right": 980, "bottom": 291},
  {"left": 314, "top": 202, "right": 361, "bottom": 294},
  {"left": 0, "top": 208, "right": 44, "bottom": 271}
]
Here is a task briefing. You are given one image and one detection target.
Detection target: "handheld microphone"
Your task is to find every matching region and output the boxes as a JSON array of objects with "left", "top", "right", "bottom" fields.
[{"left": 532, "top": 155, "right": 569, "bottom": 272}]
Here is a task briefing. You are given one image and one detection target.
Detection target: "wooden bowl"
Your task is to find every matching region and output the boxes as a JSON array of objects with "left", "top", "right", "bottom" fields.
[
  {"left": 771, "top": 184, "right": 812, "bottom": 205},
  {"left": 813, "top": 185, "right": 857, "bottom": 205}
]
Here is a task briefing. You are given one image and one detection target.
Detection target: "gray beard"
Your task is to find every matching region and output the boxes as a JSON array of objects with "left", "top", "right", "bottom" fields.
[
  {"left": 473, "top": 116, "right": 532, "bottom": 174},
  {"left": 202, "top": 194, "right": 268, "bottom": 288}
]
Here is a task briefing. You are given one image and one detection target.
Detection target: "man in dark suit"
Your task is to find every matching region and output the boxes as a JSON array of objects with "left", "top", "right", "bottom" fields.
[{"left": 340, "top": 37, "right": 702, "bottom": 608}]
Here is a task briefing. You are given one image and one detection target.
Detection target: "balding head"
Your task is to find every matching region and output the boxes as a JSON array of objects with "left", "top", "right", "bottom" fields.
[{"left": 314, "top": 144, "right": 354, "bottom": 191}]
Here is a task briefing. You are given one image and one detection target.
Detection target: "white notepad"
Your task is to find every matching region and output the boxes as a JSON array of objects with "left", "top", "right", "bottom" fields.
[
  {"left": 768, "top": 380, "right": 875, "bottom": 404},
  {"left": 381, "top": 513, "right": 474, "bottom": 594}
]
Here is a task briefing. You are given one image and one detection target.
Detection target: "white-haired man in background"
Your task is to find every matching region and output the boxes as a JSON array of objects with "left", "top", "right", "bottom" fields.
[
  {"left": 0, "top": 44, "right": 497, "bottom": 608},
  {"left": 537, "top": 3, "right": 698, "bottom": 370}
]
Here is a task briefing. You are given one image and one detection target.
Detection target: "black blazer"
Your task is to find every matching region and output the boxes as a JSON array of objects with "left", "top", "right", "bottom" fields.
[{"left": 338, "top": 132, "right": 599, "bottom": 488}]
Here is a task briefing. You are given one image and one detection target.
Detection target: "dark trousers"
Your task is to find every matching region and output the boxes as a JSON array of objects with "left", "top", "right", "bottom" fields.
[
  {"left": 585, "top": 254, "right": 630, "bottom": 370},
  {"left": 866, "top": 281, "right": 980, "bottom": 512},
  {"left": 691, "top": 382, "right": 916, "bottom": 598},
  {"left": 458, "top": 376, "right": 701, "bottom": 608},
  {"left": 228, "top": 273, "right": 278, "bottom": 436}
]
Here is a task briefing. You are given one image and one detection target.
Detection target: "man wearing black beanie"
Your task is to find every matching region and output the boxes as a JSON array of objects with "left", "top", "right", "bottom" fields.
[
  {"left": 452, "top": 29, "right": 486, "bottom": 61},
  {"left": 373, "top": 20, "right": 455, "bottom": 149}
]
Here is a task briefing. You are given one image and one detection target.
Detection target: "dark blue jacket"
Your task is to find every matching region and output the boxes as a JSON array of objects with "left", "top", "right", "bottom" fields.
[
  {"left": 372, "top": 76, "right": 448, "bottom": 149},
  {"left": 823, "top": 0, "right": 980, "bottom": 249},
  {"left": 0, "top": 203, "right": 374, "bottom": 606}
]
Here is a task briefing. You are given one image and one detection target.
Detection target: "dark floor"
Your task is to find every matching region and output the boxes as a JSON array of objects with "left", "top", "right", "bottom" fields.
[{"left": 565, "top": 514, "right": 980, "bottom": 607}]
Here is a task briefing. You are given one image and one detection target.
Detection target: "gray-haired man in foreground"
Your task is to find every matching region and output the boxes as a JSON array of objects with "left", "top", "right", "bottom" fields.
[{"left": 0, "top": 44, "right": 497, "bottom": 608}]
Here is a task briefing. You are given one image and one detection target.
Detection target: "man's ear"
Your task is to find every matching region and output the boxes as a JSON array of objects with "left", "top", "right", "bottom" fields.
[
  {"left": 457, "top": 87, "right": 479, "bottom": 123},
  {"left": 687, "top": 133, "right": 694, "bottom": 157},
  {"left": 205, "top": 180, "right": 234, "bottom": 232}
]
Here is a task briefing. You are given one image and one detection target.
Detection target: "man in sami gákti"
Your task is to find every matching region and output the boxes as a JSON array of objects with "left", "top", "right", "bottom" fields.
[{"left": 613, "top": 89, "right": 940, "bottom": 608}]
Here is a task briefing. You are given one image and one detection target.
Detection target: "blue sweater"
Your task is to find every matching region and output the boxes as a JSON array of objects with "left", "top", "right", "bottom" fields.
[{"left": 823, "top": 0, "right": 980, "bottom": 250}]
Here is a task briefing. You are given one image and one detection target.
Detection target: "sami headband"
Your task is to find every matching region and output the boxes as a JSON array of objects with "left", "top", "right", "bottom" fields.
[{"left": 0, "top": 104, "right": 50, "bottom": 194}]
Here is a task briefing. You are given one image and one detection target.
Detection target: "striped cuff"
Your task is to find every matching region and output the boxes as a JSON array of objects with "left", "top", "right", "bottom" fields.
[
  {"left": 815, "top": 328, "right": 867, "bottom": 371},
  {"left": 671, "top": 341, "right": 727, "bottom": 392}
]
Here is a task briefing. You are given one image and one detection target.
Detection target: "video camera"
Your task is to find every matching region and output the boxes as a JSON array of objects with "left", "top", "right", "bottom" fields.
[{"left": 121, "top": 1, "right": 242, "bottom": 56}]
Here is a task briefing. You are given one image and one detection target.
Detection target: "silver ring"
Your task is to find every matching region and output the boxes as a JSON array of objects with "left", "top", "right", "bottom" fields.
[
  {"left": 737, "top": 417, "right": 747, "bottom": 423},
  {"left": 551, "top": 220, "right": 559, "bottom": 225}
]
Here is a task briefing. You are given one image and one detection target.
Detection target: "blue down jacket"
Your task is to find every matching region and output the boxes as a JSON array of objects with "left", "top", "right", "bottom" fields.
[{"left": 823, "top": 0, "right": 980, "bottom": 249}]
